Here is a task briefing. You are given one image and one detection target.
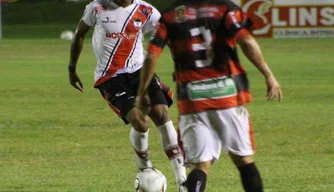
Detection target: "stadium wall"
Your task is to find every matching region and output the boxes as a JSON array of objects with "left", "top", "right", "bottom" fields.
[
  {"left": 1, "top": 0, "right": 333, "bottom": 38},
  {"left": 1, "top": 0, "right": 172, "bottom": 25}
]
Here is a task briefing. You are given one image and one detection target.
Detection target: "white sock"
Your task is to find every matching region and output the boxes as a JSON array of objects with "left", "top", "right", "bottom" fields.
[
  {"left": 157, "top": 121, "right": 187, "bottom": 185},
  {"left": 130, "top": 127, "right": 152, "bottom": 169}
]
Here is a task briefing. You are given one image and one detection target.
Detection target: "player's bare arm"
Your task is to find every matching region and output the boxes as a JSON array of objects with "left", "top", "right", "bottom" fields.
[
  {"left": 135, "top": 53, "right": 159, "bottom": 113},
  {"left": 68, "top": 19, "right": 91, "bottom": 92},
  {"left": 238, "top": 34, "right": 283, "bottom": 101}
]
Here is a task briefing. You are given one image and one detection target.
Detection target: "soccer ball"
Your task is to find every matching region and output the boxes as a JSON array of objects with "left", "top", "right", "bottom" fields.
[{"left": 134, "top": 168, "right": 167, "bottom": 192}]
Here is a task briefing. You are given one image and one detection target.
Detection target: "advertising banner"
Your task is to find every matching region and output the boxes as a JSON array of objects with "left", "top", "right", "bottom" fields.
[{"left": 236, "top": 0, "right": 334, "bottom": 38}]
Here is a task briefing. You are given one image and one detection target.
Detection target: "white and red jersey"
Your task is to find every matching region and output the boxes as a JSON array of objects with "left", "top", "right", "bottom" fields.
[{"left": 82, "top": 0, "right": 161, "bottom": 87}]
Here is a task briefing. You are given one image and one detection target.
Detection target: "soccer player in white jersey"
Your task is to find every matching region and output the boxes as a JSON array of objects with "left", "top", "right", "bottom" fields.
[{"left": 67, "top": 0, "right": 187, "bottom": 189}]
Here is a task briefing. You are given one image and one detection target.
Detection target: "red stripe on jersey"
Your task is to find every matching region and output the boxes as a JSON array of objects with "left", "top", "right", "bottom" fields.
[
  {"left": 163, "top": 5, "right": 227, "bottom": 23},
  {"left": 174, "top": 62, "right": 246, "bottom": 83},
  {"left": 234, "top": 29, "right": 250, "bottom": 41},
  {"left": 175, "top": 68, "right": 229, "bottom": 83},
  {"left": 225, "top": 10, "right": 251, "bottom": 40},
  {"left": 110, "top": 5, "right": 152, "bottom": 71},
  {"left": 156, "top": 22, "right": 168, "bottom": 40},
  {"left": 94, "top": 5, "right": 153, "bottom": 87},
  {"left": 177, "top": 90, "right": 251, "bottom": 114},
  {"left": 148, "top": 22, "right": 168, "bottom": 56},
  {"left": 148, "top": 43, "right": 163, "bottom": 56},
  {"left": 169, "top": 37, "right": 209, "bottom": 54}
]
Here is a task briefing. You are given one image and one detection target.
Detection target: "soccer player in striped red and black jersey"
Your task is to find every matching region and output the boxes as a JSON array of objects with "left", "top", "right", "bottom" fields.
[{"left": 136, "top": 0, "right": 282, "bottom": 191}]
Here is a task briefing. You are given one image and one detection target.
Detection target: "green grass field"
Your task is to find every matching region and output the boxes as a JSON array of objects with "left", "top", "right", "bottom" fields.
[{"left": 1, "top": 34, "right": 334, "bottom": 191}]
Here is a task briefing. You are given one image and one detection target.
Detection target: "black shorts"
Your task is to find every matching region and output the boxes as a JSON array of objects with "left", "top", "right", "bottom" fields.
[{"left": 97, "top": 70, "right": 173, "bottom": 124}]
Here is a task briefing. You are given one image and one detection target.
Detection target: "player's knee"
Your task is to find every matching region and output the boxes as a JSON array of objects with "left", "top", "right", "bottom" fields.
[
  {"left": 193, "top": 161, "right": 211, "bottom": 175},
  {"left": 149, "top": 105, "right": 170, "bottom": 126},
  {"left": 131, "top": 121, "right": 148, "bottom": 133},
  {"left": 126, "top": 110, "right": 149, "bottom": 133},
  {"left": 130, "top": 117, "right": 148, "bottom": 132},
  {"left": 229, "top": 153, "right": 254, "bottom": 167}
]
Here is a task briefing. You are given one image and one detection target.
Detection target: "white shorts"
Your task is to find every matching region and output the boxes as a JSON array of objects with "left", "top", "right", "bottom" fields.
[{"left": 179, "top": 106, "right": 255, "bottom": 164}]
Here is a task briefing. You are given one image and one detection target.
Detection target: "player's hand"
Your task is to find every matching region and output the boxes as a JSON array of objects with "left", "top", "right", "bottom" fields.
[
  {"left": 135, "top": 95, "right": 151, "bottom": 114},
  {"left": 69, "top": 71, "right": 84, "bottom": 92},
  {"left": 265, "top": 75, "right": 282, "bottom": 102}
]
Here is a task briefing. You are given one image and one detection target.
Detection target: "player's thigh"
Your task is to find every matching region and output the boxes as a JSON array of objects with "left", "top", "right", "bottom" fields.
[
  {"left": 148, "top": 104, "right": 169, "bottom": 126},
  {"left": 99, "top": 76, "right": 136, "bottom": 124},
  {"left": 214, "top": 106, "right": 255, "bottom": 156},
  {"left": 179, "top": 112, "right": 221, "bottom": 164}
]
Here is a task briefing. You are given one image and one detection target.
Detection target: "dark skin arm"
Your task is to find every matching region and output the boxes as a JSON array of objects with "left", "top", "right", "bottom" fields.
[
  {"left": 68, "top": 19, "right": 91, "bottom": 92},
  {"left": 238, "top": 34, "right": 283, "bottom": 101}
]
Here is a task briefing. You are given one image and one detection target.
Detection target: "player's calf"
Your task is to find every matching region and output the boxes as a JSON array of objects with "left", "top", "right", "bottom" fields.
[
  {"left": 130, "top": 127, "right": 152, "bottom": 169},
  {"left": 157, "top": 121, "right": 187, "bottom": 186}
]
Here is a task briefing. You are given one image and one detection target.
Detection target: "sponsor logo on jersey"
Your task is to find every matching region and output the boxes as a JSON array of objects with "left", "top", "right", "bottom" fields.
[
  {"left": 187, "top": 77, "right": 237, "bottom": 101},
  {"left": 141, "top": 8, "right": 149, "bottom": 17},
  {"left": 175, "top": 5, "right": 187, "bottom": 23},
  {"left": 102, "top": 17, "right": 116, "bottom": 23},
  {"left": 106, "top": 32, "right": 137, "bottom": 39},
  {"left": 133, "top": 18, "right": 143, "bottom": 30}
]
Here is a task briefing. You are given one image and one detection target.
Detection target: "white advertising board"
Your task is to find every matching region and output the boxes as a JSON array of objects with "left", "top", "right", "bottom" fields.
[{"left": 232, "top": 0, "right": 334, "bottom": 38}]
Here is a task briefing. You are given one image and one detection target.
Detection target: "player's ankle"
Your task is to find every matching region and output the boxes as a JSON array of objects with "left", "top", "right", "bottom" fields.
[{"left": 136, "top": 156, "right": 153, "bottom": 170}]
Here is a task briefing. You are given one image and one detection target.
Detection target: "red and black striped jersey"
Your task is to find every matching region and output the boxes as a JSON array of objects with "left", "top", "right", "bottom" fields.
[{"left": 148, "top": 0, "right": 254, "bottom": 114}]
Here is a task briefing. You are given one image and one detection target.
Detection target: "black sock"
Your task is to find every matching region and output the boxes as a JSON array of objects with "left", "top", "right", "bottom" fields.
[
  {"left": 186, "top": 169, "right": 207, "bottom": 192},
  {"left": 238, "top": 163, "right": 263, "bottom": 192}
]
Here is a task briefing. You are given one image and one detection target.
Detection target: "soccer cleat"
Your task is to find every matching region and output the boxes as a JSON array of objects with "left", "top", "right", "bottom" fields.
[{"left": 178, "top": 181, "right": 188, "bottom": 192}]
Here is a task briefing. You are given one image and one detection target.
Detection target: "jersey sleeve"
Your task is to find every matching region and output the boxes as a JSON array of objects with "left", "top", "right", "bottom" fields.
[
  {"left": 142, "top": 6, "right": 161, "bottom": 34},
  {"left": 82, "top": 2, "right": 97, "bottom": 27},
  {"left": 147, "top": 19, "right": 168, "bottom": 57},
  {"left": 223, "top": 5, "right": 253, "bottom": 40}
]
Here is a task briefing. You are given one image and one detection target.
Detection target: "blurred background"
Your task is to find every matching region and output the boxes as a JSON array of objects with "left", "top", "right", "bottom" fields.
[
  {"left": 0, "top": 1, "right": 333, "bottom": 191},
  {"left": 0, "top": 0, "right": 171, "bottom": 39},
  {"left": 1, "top": 0, "right": 333, "bottom": 39}
]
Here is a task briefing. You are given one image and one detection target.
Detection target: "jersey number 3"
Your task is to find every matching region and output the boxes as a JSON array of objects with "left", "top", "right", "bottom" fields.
[{"left": 189, "top": 26, "right": 213, "bottom": 68}]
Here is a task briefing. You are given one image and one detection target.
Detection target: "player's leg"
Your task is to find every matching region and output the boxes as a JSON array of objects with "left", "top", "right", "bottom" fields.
[
  {"left": 146, "top": 76, "right": 187, "bottom": 187},
  {"left": 126, "top": 107, "right": 153, "bottom": 169},
  {"left": 179, "top": 111, "right": 222, "bottom": 192},
  {"left": 148, "top": 104, "right": 187, "bottom": 186},
  {"left": 216, "top": 106, "right": 263, "bottom": 192},
  {"left": 98, "top": 75, "right": 152, "bottom": 170},
  {"left": 229, "top": 154, "right": 263, "bottom": 192},
  {"left": 186, "top": 161, "right": 210, "bottom": 192}
]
